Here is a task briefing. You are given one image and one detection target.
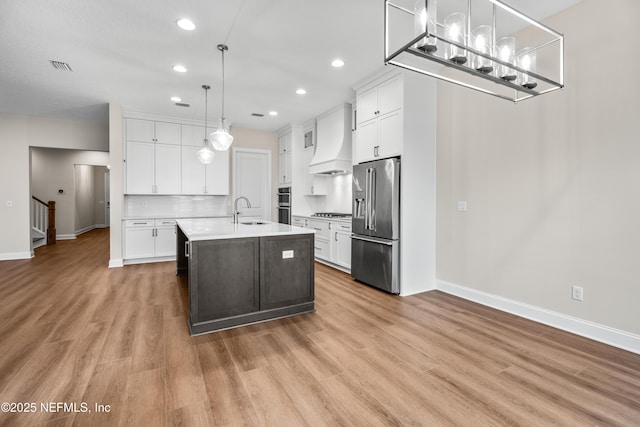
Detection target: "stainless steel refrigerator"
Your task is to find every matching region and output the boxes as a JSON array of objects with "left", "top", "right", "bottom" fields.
[{"left": 351, "top": 157, "right": 400, "bottom": 294}]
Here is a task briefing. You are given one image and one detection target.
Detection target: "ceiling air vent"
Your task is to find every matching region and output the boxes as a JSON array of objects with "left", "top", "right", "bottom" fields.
[
  {"left": 251, "top": 113, "right": 264, "bottom": 117},
  {"left": 175, "top": 102, "right": 190, "bottom": 108},
  {"left": 49, "top": 60, "right": 73, "bottom": 72}
]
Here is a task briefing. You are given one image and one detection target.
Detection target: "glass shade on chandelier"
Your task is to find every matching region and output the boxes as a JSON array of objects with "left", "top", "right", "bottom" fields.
[
  {"left": 471, "top": 25, "right": 493, "bottom": 74},
  {"left": 497, "top": 37, "right": 517, "bottom": 81},
  {"left": 210, "top": 118, "right": 233, "bottom": 151},
  {"left": 414, "top": 0, "right": 437, "bottom": 53},
  {"left": 517, "top": 47, "right": 537, "bottom": 89},
  {"left": 444, "top": 12, "right": 467, "bottom": 64}
]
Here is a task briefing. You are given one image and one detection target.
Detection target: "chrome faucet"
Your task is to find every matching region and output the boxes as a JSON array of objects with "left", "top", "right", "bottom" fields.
[{"left": 233, "top": 196, "right": 252, "bottom": 224}]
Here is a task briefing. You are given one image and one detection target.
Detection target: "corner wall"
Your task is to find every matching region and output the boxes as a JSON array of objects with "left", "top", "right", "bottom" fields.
[{"left": 436, "top": 0, "right": 640, "bottom": 338}]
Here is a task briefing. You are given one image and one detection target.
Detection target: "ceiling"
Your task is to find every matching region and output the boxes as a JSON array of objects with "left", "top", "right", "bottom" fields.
[{"left": 0, "top": 0, "right": 582, "bottom": 132}]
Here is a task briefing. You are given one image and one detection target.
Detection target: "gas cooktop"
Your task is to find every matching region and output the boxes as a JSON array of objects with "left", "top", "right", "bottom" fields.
[{"left": 311, "top": 212, "right": 352, "bottom": 218}]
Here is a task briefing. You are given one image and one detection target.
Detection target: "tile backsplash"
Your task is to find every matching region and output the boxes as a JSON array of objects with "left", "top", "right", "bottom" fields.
[{"left": 125, "top": 195, "right": 228, "bottom": 218}]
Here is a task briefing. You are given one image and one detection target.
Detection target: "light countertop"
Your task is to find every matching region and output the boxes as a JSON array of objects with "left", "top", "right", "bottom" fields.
[{"left": 177, "top": 218, "right": 314, "bottom": 241}]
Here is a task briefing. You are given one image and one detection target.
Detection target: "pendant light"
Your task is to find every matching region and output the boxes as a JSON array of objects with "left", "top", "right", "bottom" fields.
[
  {"left": 210, "top": 44, "right": 234, "bottom": 151},
  {"left": 197, "top": 85, "right": 215, "bottom": 164}
]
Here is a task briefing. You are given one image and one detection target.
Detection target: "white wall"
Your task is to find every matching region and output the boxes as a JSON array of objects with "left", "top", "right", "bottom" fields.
[
  {"left": 436, "top": 0, "right": 640, "bottom": 336},
  {"left": 0, "top": 113, "right": 108, "bottom": 259},
  {"left": 109, "top": 104, "right": 124, "bottom": 267}
]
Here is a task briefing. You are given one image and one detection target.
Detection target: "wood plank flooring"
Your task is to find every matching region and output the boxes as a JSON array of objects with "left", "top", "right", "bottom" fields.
[{"left": 0, "top": 228, "right": 639, "bottom": 426}]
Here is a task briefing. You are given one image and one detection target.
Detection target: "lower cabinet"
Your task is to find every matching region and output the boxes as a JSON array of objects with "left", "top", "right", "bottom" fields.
[
  {"left": 331, "top": 222, "right": 352, "bottom": 269},
  {"left": 291, "top": 216, "right": 351, "bottom": 270},
  {"left": 124, "top": 219, "right": 176, "bottom": 260}
]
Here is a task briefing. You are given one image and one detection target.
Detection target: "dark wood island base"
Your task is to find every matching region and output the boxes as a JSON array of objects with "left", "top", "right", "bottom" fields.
[{"left": 176, "top": 222, "right": 315, "bottom": 335}]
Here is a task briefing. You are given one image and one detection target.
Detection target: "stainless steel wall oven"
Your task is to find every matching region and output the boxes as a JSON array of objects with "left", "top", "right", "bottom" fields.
[{"left": 277, "top": 187, "right": 291, "bottom": 225}]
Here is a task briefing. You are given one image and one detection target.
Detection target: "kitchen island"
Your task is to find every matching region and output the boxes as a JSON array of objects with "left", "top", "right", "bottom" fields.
[{"left": 176, "top": 218, "right": 315, "bottom": 335}]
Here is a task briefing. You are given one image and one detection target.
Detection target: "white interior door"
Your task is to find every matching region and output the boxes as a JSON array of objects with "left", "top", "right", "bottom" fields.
[{"left": 233, "top": 148, "right": 271, "bottom": 221}]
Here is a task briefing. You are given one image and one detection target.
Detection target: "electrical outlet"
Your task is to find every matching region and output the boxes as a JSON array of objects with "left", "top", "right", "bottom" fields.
[
  {"left": 571, "top": 285, "right": 584, "bottom": 301},
  {"left": 457, "top": 201, "right": 468, "bottom": 212}
]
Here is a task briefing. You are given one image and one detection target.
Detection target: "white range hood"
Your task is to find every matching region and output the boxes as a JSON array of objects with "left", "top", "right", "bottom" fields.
[{"left": 309, "top": 103, "right": 352, "bottom": 175}]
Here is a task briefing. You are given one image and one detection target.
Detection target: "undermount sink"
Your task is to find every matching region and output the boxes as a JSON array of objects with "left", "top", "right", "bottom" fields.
[{"left": 240, "top": 221, "right": 267, "bottom": 225}]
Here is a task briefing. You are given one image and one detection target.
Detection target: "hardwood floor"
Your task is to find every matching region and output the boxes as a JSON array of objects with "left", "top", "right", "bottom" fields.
[{"left": 1, "top": 228, "right": 639, "bottom": 426}]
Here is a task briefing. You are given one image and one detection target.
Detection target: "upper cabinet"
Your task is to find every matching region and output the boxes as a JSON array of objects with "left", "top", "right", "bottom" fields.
[
  {"left": 180, "top": 124, "right": 229, "bottom": 195},
  {"left": 354, "top": 73, "right": 404, "bottom": 164},
  {"left": 124, "top": 117, "right": 229, "bottom": 195},
  {"left": 125, "top": 118, "right": 181, "bottom": 194},
  {"left": 278, "top": 130, "right": 293, "bottom": 186}
]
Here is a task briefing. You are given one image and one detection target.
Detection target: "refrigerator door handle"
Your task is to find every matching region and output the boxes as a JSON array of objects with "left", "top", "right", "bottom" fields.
[
  {"left": 350, "top": 234, "right": 393, "bottom": 246},
  {"left": 365, "top": 168, "right": 371, "bottom": 230},
  {"left": 369, "top": 167, "right": 376, "bottom": 231}
]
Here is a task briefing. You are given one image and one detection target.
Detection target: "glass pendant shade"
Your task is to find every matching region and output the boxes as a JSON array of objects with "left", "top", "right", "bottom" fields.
[
  {"left": 518, "top": 47, "right": 537, "bottom": 89},
  {"left": 414, "top": 0, "right": 437, "bottom": 53},
  {"left": 444, "top": 12, "right": 467, "bottom": 64},
  {"left": 197, "top": 141, "right": 215, "bottom": 164},
  {"left": 210, "top": 118, "right": 234, "bottom": 151},
  {"left": 471, "top": 25, "right": 493, "bottom": 73},
  {"left": 198, "top": 84, "right": 215, "bottom": 164},
  {"left": 496, "top": 36, "right": 517, "bottom": 81}
]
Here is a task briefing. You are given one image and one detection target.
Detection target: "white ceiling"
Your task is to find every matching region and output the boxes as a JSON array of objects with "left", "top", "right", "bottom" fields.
[{"left": 0, "top": 0, "right": 582, "bottom": 131}]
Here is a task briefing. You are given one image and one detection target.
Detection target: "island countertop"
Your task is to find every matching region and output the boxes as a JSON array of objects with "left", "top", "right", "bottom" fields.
[{"left": 176, "top": 218, "right": 314, "bottom": 241}]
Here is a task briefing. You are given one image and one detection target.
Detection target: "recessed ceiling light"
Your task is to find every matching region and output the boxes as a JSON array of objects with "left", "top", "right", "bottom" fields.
[
  {"left": 296, "top": 88, "right": 307, "bottom": 95},
  {"left": 172, "top": 65, "right": 187, "bottom": 73},
  {"left": 331, "top": 59, "right": 345, "bottom": 68},
  {"left": 269, "top": 111, "right": 278, "bottom": 116},
  {"left": 176, "top": 18, "right": 195, "bottom": 31},
  {"left": 170, "top": 96, "right": 182, "bottom": 102}
]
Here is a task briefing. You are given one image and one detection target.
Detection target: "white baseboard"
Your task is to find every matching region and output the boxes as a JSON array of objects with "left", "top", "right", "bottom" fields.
[
  {"left": 75, "top": 225, "right": 96, "bottom": 235},
  {"left": 436, "top": 280, "right": 640, "bottom": 355},
  {"left": 57, "top": 234, "right": 77, "bottom": 240},
  {"left": 0, "top": 252, "right": 33, "bottom": 261},
  {"left": 108, "top": 259, "right": 124, "bottom": 268},
  {"left": 123, "top": 255, "right": 176, "bottom": 266}
]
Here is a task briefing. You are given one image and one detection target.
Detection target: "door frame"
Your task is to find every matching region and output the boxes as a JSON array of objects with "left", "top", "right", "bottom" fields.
[{"left": 232, "top": 147, "right": 272, "bottom": 221}]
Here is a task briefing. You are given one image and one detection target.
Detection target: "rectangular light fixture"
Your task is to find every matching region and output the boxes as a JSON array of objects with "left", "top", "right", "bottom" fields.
[{"left": 384, "top": 0, "right": 564, "bottom": 102}]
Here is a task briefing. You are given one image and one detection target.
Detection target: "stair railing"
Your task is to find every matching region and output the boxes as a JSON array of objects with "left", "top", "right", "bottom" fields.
[{"left": 32, "top": 196, "right": 56, "bottom": 245}]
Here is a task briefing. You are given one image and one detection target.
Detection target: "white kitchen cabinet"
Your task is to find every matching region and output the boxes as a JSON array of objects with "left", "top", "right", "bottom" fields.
[
  {"left": 126, "top": 118, "right": 181, "bottom": 145},
  {"left": 291, "top": 216, "right": 305, "bottom": 227},
  {"left": 155, "top": 144, "right": 181, "bottom": 194},
  {"left": 155, "top": 219, "right": 177, "bottom": 257},
  {"left": 278, "top": 129, "right": 293, "bottom": 186},
  {"left": 205, "top": 148, "right": 230, "bottom": 195},
  {"left": 279, "top": 131, "right": 292, "bottom": 154},
  {"left": 126, "top": 142, "right": 181, "bottom": 195},
  {"left": 126, "top": 142, "right": 155, "bottom": 194},
  {"left": 124, "top": 219, "right": 176, "bottom": 260},
  {"left": 303, "top": 147, "right": 327, "bottom": 195},
  {"left": 125, "top": 118, "right": 181, "bottom": 194},
  {"left": 330, "top": 221, "right": 352, "bottom": 269},
  {"left": 354, "top": 74, "right": 403, "bottom": 163},
  {"left": 279, "top": 151, "right": 292, "bottom": 186},
  {"left": 181, "top": 146, "right": 229, "bottom": 195}
]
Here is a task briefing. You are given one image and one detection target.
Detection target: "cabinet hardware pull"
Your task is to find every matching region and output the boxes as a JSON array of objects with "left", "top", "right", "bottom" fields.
[
  {"left": 328, "top": 223, "right": 331, "bottom": 229},
  {"left": 313, "top": 227, "right": 322, "bottom": 231},
  {"left": 314, "top": 246, "right": 321, "bottom": 250},
  {"left": 335, "top": 231, "right": 338, "bottom": 241},
  {"left": 133, "top": 222, "right": 147, "bottom": 225}
]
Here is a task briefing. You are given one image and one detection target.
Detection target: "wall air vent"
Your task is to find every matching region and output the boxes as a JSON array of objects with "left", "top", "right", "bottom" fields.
[
  {"left": 49, "top": 60, "right": 73, "bottom": 72},
  {"left": 175, "top": 102, "right": 190, "bottom": 107},
  {"left": 251, "top": 113, "right": 264, "bottom": 117}
]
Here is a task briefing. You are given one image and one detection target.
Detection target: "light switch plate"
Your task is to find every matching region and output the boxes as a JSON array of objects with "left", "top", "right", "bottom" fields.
[
  {"left": 282, "top": 250, "right": 294, "bottom": 259},
  {"left": 457, "top": 201, "right": 467, "bottom": 212}
]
